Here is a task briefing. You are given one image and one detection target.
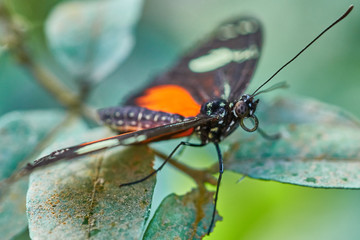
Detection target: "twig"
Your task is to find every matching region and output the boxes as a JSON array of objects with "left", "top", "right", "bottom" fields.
[
  {"left": 0, "top": 111, "right": 78, "bottom": 200},
  {"left": 0, "top": 4, "right": 99, "bottom": 124},
  {"left": 153, "top": 149, "right": 217, "bottom": 186}
]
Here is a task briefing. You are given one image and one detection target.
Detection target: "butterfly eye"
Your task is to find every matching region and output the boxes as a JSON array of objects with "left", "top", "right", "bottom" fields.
[
  {"left": 234, "top": 100, "right": 259, "bottom": 132},
  {"left": 234, "top": 101, "right": 249, "bottom": 118}
]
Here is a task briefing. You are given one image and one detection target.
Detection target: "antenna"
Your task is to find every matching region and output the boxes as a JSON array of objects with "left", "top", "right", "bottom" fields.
[{"left": 251, "top": 5, "right": 354, "bottom": 97}]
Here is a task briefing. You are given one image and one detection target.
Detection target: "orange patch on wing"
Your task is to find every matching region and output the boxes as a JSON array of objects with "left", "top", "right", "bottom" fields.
[
  {"left": 141, "top": 128, "right": 194, "bottom": 143},
  {"left": 111, "top": 126, "right": 143, "bottom": 133},
  {"left": 79, "top": 134, "right": 124, "bottom": 146},
  {"left": 135, "top": 85, "right": 201, "bottom": 117},
  {"left": 170, "top": 128, "right": 194, "bottom": 138}
]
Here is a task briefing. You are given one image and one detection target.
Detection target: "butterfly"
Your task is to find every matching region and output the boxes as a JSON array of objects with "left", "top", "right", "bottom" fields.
[{"left": 25, "top": 5, "right": 353, "bottom": 235}]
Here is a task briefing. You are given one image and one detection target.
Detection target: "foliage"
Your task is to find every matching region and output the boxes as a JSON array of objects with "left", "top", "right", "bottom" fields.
[{"left": 1, "top": 0, "right": 360, "bottom": 240}]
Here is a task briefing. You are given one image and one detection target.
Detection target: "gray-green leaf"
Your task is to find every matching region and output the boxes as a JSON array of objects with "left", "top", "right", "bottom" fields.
[
  {"left": 0, "top": 110, "right": 66, "bottom": 180},
  {"left": 226, "top": 95, "right": 360, "bottom": 188},
  {"left": 0, "top": 110, "right": 67, "bottom": 240},
  {"left": 144, "top": 189, "right": 221, "bottom": 240},
  {"left": 45, "top": 0, "right": 144, "bottom": 83},
  {"left": 27, "top": 146, "right": 155, "bottom": 239}
]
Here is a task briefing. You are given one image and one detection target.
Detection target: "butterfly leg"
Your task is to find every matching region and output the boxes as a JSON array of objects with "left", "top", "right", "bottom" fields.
[
  {"left": 257, "top": 127, "right": 281, "bottom": 140},
  {"left": 176, "top": 135, "right": 193, "bottom": 156},
  {"left": 119, "top": 141, "right": 206, "bottom": 187},
  {"left": 208, "top": 142, "right": 223, "bottom": 235}
]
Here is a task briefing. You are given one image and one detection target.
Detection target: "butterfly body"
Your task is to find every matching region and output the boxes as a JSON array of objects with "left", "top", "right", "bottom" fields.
[
  {"left": 98, "top": 106, "right": 186, "bottom": 133},
  {"left": 98, "top": 93, "right": 259, "bottom": 145}
]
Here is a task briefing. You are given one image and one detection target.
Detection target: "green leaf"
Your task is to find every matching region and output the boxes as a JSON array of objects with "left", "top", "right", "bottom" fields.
[
  {"left": 0, "top": 178, "right": 29, "bottom": 240},
  {"left": 0, "top": 110, "right": 67, "bottom": 240},
  {"left": 27, "top": 146, "right": 156, "bottom": 239},
  {"left": 258, "top": 95, "right": 360, "bottom": 127},
  {"left": 144, "top": 189, "right": 221, "bottom": 239},
  {"left": 0, "top": 110, "right": 66, "bottom": 180},
  {"left": 226, "top": 95, "right": 360, "bottom": 188},
  {"left": 45, "top": 0, "right": 144, "bottom": 83},
  {"left": 3, "top": 0, "right": 60, "bottom": 25}
]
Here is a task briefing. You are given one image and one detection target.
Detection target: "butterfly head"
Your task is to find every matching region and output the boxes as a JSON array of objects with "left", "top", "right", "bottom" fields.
[{"left": 233, "top": 94, "right": 259, "bottom": 132}]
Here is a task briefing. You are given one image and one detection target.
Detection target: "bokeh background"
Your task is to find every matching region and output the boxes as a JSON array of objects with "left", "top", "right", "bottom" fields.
[{"left": 1, "top": 0, "right": 360, "bottom": 239}]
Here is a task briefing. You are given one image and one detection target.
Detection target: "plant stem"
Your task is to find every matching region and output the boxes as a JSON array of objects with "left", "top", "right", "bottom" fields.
[
  {"left": 153, "top": 149, "right": 217, "bottom": 186},
  {"left": 0, "top": 4, "right": 99, "bottom": 124}
]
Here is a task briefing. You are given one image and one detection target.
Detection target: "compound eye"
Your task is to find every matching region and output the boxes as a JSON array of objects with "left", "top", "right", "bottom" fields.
[{"left": 234, "top": 101, "right": 249, "bottom": 118}]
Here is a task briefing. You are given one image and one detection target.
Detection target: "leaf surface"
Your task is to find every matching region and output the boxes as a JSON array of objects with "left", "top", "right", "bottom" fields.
[
  {"left": 144, "top": 189, "right": 221, "bottom": 240},
  {"left": 27, "top": 145, "right": 156, "bottom": 239},
  {"left": 45, "top": 0, "right": 144, "bottom": 83},
  {"left": 226, "top": 96, "right": 360, "bottom": 188},
  {"left": 0, "top": 110, "right": 66, "bottom": 240}
]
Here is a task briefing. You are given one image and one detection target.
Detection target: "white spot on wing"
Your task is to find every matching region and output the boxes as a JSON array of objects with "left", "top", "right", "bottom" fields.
[
  {"left": 223, "top": 82, "right": 231, "bottom": 99},
  {"left": 122, "top": 137, "right": 136, "bottom": 145},
  {"left": 75, "top": 139, "right": 119, "bottom": 155},
  {"left": 136, "top": 135, "right": 147, "bottom": 142},
  {"left": 217, "top": 23, "right": 238, "bottom": 40},
  {"left": 236, "top": 20, "right": 258, "bottom": 35},
  {"left": 188, "top": 45, "right": 259, "bottom": 73}
]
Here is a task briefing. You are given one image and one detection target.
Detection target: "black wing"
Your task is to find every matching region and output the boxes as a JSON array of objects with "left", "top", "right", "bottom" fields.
[
  {"left": 125, "top": 17, "right": 262, "bottom": 115},
  {"left": 27, "top": 116, "right": 215, "bottom": 171}
]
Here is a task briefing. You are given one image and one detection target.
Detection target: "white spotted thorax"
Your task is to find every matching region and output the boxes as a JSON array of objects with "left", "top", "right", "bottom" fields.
[{"left": 197, "top": 94, "right": 259, "bottom": 143}]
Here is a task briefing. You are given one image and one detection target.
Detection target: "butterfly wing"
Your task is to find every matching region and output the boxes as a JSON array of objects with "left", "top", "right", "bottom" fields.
[
  {"left": 27, "top": 116, "right": 214, "bottom": 171},
  {"left": 31, "top": 17, "right": 262, "bottom": 171},
  {"left": 125, "top": 17, "right": 263, "bottom": 118}
]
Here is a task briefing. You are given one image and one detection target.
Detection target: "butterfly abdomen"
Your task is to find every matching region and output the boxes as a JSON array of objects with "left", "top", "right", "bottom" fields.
[{"left": 98, "top": 106, "right": 186, "bottom": 132}]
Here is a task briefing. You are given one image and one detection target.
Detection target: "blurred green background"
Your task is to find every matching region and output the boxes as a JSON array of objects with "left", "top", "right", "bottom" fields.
[{"left": 1, "top": 0, "right": 360, "bottom": 239}]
